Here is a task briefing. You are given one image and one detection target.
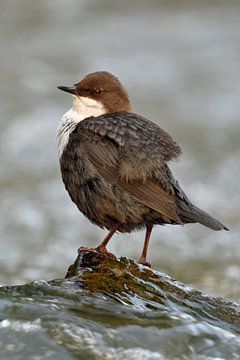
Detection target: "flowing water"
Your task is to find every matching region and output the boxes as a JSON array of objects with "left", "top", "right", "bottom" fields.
[
  {"left": 0, "top": 1, "right": 240, "bottom": 358},
  {"left": 1, "top": 251, "right": 240, "bottom": 360}
]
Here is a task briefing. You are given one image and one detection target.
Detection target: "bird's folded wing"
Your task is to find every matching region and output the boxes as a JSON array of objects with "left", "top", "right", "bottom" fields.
[
  {"left": 75, "top": 112, "right": 181, "bottom": 183},
  {"left": 71, "top": 115, "right": 181, "bottom": 222}
]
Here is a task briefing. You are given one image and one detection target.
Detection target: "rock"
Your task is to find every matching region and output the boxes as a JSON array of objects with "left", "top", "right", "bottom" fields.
[
  {"left": 65, "top": 248, "right": 240, "bottom": 332},
  {"left": 0, "top": 248, "right": 239, "bottom": 359}
]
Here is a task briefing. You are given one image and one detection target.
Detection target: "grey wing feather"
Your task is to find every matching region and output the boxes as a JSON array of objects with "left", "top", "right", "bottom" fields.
[
  {"left": 75, "top": 111, "right": 181, "bottom": 183},
  {"left": 69, "top": 113, "right": 228, "bottom": 230},
  {"left": 71, "top": 112, "right": 182, "bottom": 223},
  {"left": 82, "top": 139, "right": 180, "bottom": 222}
]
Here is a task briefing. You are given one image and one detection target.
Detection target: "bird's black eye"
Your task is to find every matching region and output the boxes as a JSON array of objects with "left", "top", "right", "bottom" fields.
[{"left": 93, "top": 88, "right": 103, "bottom": 94}]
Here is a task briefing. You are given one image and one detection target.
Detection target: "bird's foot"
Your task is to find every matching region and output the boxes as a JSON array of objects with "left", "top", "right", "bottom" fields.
[
  {"left": 138, "top": 258, "right": 152, "bottom": 268},
  {"left": 96, "top": 245, "right": 117, "bottom": 261},
  {"left": 78, "top": 246, "right": 117, "bottom": 261}
]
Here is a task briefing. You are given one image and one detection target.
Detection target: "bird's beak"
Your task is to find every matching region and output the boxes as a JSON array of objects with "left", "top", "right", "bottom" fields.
[{"left": 57, "top": 85, "right": 77, "bottom": 95}]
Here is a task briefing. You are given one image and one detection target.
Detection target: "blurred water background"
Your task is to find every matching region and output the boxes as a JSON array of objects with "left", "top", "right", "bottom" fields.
[
  {"left": 0, "top": 0, "right": 240, "bottom": 296},
  {"left": 1, "top": 1, "right": 240, "bottom": 359}
]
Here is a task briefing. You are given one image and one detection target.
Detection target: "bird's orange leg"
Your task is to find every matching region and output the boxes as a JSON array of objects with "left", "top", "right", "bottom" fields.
[
  {"left": 138, "top": 224, "right": 153, "bottom": 267},
  {"left": 78, "top": 224, "right": 119, "bottom": 259},
  {"left": 97, "top": 224, "right": 119, "bottom": 254}
]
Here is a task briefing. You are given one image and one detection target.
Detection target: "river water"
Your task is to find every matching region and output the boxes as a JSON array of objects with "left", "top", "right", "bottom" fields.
[{"left": 0, "top": 1, "right": 240, "bottom": 358}]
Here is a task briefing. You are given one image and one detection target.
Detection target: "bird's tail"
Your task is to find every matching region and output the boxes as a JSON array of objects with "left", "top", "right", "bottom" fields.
[{"left": 178, "top": 204, "right": 229, "bottom": 231}]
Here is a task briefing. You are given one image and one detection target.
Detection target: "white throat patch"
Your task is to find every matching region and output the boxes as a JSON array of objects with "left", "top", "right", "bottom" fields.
[{"left": 57, "top": 96, "right": 106, "bottom": 157}]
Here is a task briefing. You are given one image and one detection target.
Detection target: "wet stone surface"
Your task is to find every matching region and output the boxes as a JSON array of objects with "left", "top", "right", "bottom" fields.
[{"left": 0, "top": 250, "right": 239, "bottom": 360}]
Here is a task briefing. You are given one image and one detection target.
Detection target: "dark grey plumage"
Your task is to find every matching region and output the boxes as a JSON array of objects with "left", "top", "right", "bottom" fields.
[{"left": 60, "top": 111, "right": 228, "bottom": 233}]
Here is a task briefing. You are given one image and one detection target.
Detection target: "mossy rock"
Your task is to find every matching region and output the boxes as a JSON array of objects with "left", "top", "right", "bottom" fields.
[{"left": 66, "top": 248, "right": 240, "bottom": 331}]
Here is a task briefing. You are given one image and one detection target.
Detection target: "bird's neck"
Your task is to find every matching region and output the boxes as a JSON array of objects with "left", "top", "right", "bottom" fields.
[
  {"left": 72, "top": 95, "right": 106, "bottom": 118},
  {"left": 57, "top": 96, "right": 106, "bottom": 158}
]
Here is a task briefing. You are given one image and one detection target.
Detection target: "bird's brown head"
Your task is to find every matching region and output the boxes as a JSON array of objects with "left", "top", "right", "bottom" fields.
[{"left": 58, "top": 71, "right": 132, "bottom": 113}]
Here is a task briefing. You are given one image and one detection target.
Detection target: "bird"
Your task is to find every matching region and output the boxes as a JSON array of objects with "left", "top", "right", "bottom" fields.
[{"left": 57, "top": 71, "right": 228, "bottom": 266}]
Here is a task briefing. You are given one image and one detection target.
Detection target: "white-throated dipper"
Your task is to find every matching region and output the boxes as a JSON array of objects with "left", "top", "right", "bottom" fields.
[{"left": 57, "top": 71, "right": 228, "bottom": 266}]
